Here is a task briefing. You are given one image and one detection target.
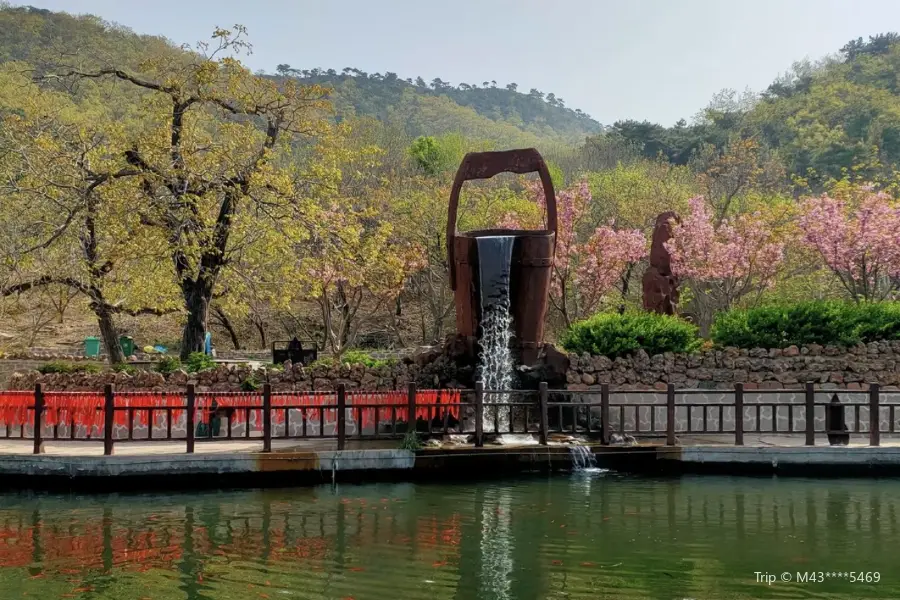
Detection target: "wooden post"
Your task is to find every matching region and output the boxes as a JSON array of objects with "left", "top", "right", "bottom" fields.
[
  {"left": 538, "top": 382, "right": 549, "bottom": 446},
  {"left": 805, "top": 382, "right": 815, "bottom": 446},
  {"left": 869, "top": 383, "right": 880, "bottom": 447},
  {"left": 407, "top": 382, "right": 416, "bottom": 434},
  {"left": 263, "top": 383, "right": 272, "bottom": 453},
  {"left": 475, "top": 382, "right": 484, "bottom": 448},
  {"left": 734, "top": 383, "right": 744, "bottom": 446},
  {"left": 600, "top": 384, "right": 610, "bottom": 445},
  {"left": 337, "top": 384, "right": 346, "bottom": 451},
  {"left": 32, "top": 383, "right": 44, "bottom": 455},
  {"left": 103, "top": 384, "right": 115, "bottom": 456},
  {"left": 186, "top": 384, "right": 196, "bottom": 454},
  {"left": 666, "top": 384, "right": 676, "bottom": 446}
]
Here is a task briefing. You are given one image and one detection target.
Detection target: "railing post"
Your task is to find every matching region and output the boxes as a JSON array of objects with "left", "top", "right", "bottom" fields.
[
  {"left": 103, "top": 384, "right": 115, "bottom": 456},
  {"left": 407, "top": 382, "right": 417, "bottom": 434},
  {"left": 805, "top": 382, "right": 815, "bottom": 446},
  {"left": 475, "top": 382, "right": 484, "bottom": 448},
  {"left": 33, "top": 383, "right": 44, "bottom": 455},
  {"left": 600, "top": 384, "right": 610, "bottom": 445},
  {"left": 263, "top": 383, "right": 272, "bottom": 453},
  {"left": 666, "top": 384, "right": 676, "bottom": 446},
  {"left": 186, "top": 384, "right": 196, "bottom": 454},
  {"left": 734, "top": 383, "right": 744, "bottom": 446},
  {"left": 869, "top": 383, "right": 880, "bottom": 447},
  {"left": 337, "top": 384, "right": 346, "bottom": 451},
  {"left": 538, "top": 382, "right": 549, "bottom": 446}
]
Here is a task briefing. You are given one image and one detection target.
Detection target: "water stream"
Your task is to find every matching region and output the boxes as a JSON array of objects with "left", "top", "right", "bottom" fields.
[
  {"left": 476, "top": 236, "right": 515, "bottom": 431},
  {"left": 568, "top": 444, "right": 600, "bottom": 471}
]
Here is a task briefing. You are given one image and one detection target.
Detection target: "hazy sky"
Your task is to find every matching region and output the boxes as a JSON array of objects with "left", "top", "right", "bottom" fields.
[{"left": 15, "top": 0, "right": 900, "bottom": 125}]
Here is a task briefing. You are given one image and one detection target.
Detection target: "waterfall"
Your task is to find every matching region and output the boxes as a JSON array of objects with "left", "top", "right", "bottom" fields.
[
  {"left": 569, "top": 444, "right": 598, "bottom": 471},
  {"left": 476, "top": 236, "right": 515, "bottom": 432}
]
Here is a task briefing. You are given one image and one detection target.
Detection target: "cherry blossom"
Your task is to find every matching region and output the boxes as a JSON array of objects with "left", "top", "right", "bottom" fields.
[{"left": 798, "top": 190, "right": 900, "bottom": 300}]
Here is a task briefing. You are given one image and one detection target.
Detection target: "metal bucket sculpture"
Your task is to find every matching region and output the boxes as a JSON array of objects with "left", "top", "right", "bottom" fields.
[{"left": 447, "top": 148, "right": 557, "bottom": 365}]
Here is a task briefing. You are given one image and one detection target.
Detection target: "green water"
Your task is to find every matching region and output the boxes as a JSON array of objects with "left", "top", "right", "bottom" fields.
[{"left": 0, "top": 474, "right": 896, "bottom": 600}]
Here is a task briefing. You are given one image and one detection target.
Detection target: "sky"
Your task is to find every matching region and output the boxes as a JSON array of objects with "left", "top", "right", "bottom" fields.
[{"left": 14, "top": 0, "right": 900, "bottom": 125}]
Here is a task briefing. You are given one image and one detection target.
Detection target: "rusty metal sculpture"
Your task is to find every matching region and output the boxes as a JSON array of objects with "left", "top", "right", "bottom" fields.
[
  {"left": 641, "top": 211, "right": 680, "bottom": 315},
  {"left": 447, "top": 148, "right": 557, "bottom": 365}
]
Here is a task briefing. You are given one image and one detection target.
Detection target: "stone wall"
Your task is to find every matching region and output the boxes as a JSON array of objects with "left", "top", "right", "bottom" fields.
[
  {"left": 4, "top": 358, "right": 457, "bottom": 392},
  {"left": 566, "top": 341, "right": 900, "bottom": 391},
  {"left": 9, "top": 340, "right": 900, "bottom": 394}
]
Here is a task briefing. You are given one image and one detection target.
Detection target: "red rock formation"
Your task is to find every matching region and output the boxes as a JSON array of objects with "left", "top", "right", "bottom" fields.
[{"left": 642, "top": 211, "right": 680, "bottom": 315}]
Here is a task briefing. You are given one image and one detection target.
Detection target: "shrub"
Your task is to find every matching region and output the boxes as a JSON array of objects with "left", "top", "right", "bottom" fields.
[
  {"left": 308, "top": 357, "right": 335, "bottom": 369},
  {"left": 155, "top": 356, "right": 182, "bottom": 374},
  {"left": 399, "top": 429, "right": 422, "bottom": 450},
  {"left": 185, "top": 352, "right": 215, "bottom": 373},
  {"left": 341, "top": 349, "right": 396, "bottom": 368},
  {"left": 112, "top": 364, "right": 138, "bottom": 375},
  {"left": 37, "top": 361, "right": 102, "bottom": 375},
  {"left": 240, "top": 373, "right": 262, "bottom": 392},
  {"left": 711, "top": 301, "right": 900, "bottom": 348},
  {"left": 311, "top": 351, "right": 396, "bottom": 370},
  {"left": 560, "top": 312, "right": 701, "bottom": 358}
]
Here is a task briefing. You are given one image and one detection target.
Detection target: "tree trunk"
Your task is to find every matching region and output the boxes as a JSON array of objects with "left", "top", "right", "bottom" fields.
[
  {"left": 212, "top": 307, "right": 241, "bottom": 350},
  {"left": 251, "top": 316, "right": 267, "bottom": 349},
  {"left": 181, "top": 285, "right": 211, "bottom": 360},
  {"left": 95, "top": 303, "right": 125, "bottom": 364}
]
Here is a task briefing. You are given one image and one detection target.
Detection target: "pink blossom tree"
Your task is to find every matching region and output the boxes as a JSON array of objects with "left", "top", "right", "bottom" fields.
[
  {"left": 666, "top": 196, "right": 784, "bottom": 334},
  {"left": 798, "top": 189, "right": 900, "bottom": 301},
  {"left": 502, "top": 179, "right": 647, "bottom": 328}
]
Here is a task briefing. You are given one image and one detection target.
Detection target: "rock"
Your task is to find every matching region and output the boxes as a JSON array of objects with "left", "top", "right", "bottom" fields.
[
  {"left": 783, "top": 345, "right": 800, "bottom": 357},
  {"left": 641, "top": 211, "right": 680, "bottom": 315},
  {"left": 609, "top": 432, "right": 637, "bottom": 446},
  {"left": 581, "top": 373, "right": 596, "bottom": 385}
]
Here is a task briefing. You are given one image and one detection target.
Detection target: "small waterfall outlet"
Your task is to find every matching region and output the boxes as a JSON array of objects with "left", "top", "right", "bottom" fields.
[
  {"left": 476, "top": 236, "right": 516, "bottom": 432},
  {"left": 569, "top": 445, "right": 598, "bottom": 471}
]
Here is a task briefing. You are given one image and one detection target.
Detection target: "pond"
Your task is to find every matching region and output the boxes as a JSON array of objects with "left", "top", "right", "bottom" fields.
[{"left": 0, "top": 474, "right": 896, "bottom": 599}]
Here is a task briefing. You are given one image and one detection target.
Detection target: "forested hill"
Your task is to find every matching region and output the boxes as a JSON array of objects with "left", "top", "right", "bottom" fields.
[
  {"left": 274, "top": 65, "right": 602, "bottom": 145},
  {"left": 600, "top": 33, "right": 900, "bottom": 190},
  {"left": 0, "top": 5, "right": 601, "bottom": 147}
]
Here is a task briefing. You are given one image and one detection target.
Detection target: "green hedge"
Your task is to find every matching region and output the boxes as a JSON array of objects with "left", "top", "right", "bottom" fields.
[
  {"left": 711, "top": 301, "right": 900, "bottom": 349},
  {"left": 561, "top": 312, "right": 700, "bottom": 358}
]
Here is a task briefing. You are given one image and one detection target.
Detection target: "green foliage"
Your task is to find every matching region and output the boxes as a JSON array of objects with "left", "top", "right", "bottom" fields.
[
  {"left": 37, "top": 361, "right": 102, "bottom": 374},
  {"left": 711, "top": 301, "right": 900, "bottom": 348},
  {"left": 561, "top": 312, "right": 701, "bottom": 358},
  {"left": 308, "top": 350, "right": 396, "bottom": 369},
  {"left": 341, "top": 350, "right": 395, "bottom": 368},
  {"left": 399, "top": 429, "right": 422, "bottom": 450},
  {"left": 155, "top": 356, "right": 182, "bottom": 374},
  {"left": 308, "top": 357, "right": 335, "bottom": 369},
  {"left": 408, "top": 136, "right": 445, "bottom": 175},
  {"left": 185, "top": 352, "right": 216, "bottom": 373},
  {"left": 112, "top": 363, "right": 138, "bottom": 375},
  {"left": 240, "top": 373, "right": 262, "bottom": 392}
]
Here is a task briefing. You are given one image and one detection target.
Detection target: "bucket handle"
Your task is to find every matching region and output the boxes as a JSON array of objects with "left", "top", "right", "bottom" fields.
[{"left": 447, "top": 148, "right": 557, "bottom": 290}]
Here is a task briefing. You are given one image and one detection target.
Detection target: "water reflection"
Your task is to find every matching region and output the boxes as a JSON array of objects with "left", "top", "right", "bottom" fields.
[
  {"left": 479, "top": 488, "right": 513, "bottom": 600},
  {"left": 0, "top": 476, "right": 898, "bottom": 599}
]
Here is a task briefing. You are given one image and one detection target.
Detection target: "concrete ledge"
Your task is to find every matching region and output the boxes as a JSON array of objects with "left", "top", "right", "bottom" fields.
[
  {"left": 651, "top": 445, "right": 900, "bottom": 476},
  {"left": 4, "top": 443, "right": 900, "bottom": 491}
]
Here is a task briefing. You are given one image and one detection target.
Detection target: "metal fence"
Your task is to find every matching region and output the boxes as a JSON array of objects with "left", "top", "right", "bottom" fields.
[{"left": 0, "top": 383, "right": 890, "bottom": 454}]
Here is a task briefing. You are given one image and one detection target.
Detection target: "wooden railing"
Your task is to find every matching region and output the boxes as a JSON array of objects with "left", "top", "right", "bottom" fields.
[{"left": 0, "top": 382, "right": 893, "bottom": 454}]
